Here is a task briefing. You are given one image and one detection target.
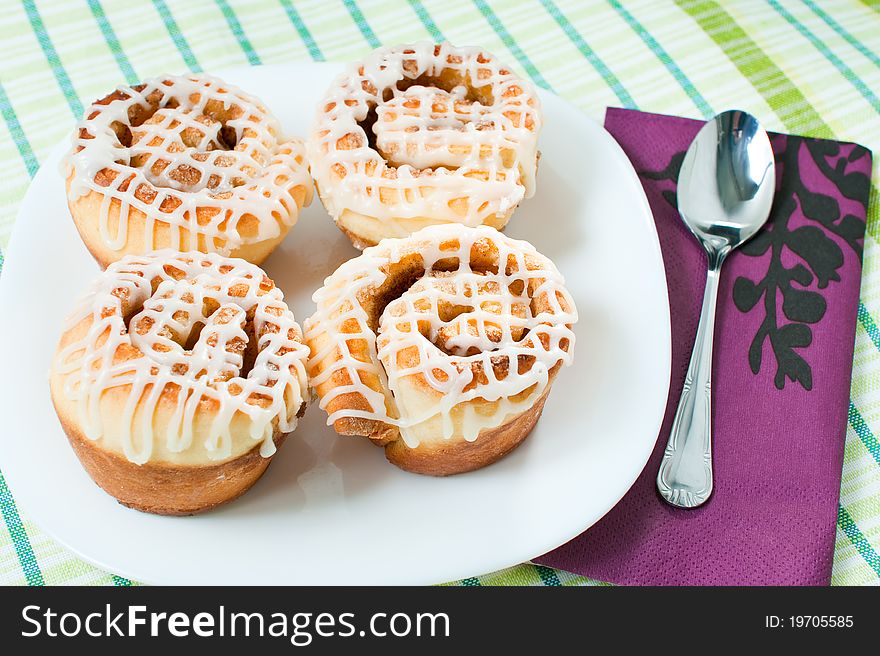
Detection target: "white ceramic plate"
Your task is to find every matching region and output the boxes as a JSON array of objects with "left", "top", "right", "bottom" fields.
[{"left": 0, "top": 63, "right": 670, "bottom": 585}]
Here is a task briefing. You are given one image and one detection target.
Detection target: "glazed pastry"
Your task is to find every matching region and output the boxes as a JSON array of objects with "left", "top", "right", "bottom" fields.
[
  {"left": 64, "top": 73, "right": 312, "bottom": 268},
  {"left": 308, "top": 42, "right": 542, "bottom": 249},
  {"left": 305, "top": 224, "right": 576, "bottom": 475},
  {"left": 49, "top": 251, "right": 310, "bottom": 515}
]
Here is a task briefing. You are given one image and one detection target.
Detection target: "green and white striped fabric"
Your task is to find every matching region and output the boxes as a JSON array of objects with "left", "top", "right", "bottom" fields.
[{"left": 1, "top": 0, "right": 878, "bottom": 587}]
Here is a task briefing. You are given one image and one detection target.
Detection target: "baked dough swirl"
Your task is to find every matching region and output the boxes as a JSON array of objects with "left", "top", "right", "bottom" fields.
[
  {"left": 49, "top": 251, "right": 310, "bottom": 514},
  {"left": 308, "top": 42, "right": 542, "bottom": 249},
  {"left": 64, "top": 73, "right": 312, "bottom": 267},
  {"left": 305, "top": 224, "right": 576, "bottom": 475}
]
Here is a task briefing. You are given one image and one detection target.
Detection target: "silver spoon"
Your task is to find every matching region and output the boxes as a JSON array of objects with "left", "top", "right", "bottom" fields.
[{"left": 656, "top": 110, "right": 776, "bottom": 509}]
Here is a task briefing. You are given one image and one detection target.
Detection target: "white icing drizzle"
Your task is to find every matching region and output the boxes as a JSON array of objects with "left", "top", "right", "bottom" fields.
[
  {"left": 64, "top": 73, "right": 312, "bottom": 255},
  {"left": 53, "top": 251, "right": 310, "bottom": 465},
  {"left": 307, "top": 42, "right": 541, "bottom": 226},
  {"left": 305, "top": 224, "right": 576, "bottom": 448}
]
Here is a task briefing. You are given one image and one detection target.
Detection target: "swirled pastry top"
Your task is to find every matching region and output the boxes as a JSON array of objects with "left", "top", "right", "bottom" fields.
[
  {"left": 308, "top": 42, "right": 542, "bottom": 225},
  {"left": 51, "top": 251, "right": 310, "bottom": 466},
  {"left": 63, "top": 73, "right": 311, "bottom": 255},
  {"left": 305, "top": 224, "right": 576, "bottom": 447}
]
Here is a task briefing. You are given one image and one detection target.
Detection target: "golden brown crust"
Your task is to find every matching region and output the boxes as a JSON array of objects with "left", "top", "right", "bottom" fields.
[
  {"left": 384, "top": 386, "right": 550, "bottom": 476},
  {"left": 56, "top": 397, "right": 286, "bottom": 516},
  {"left": 66, "top": 175, "right": 307, "bottom": 268},
  {"left": 305, "top": 324, "right": 398, "bottom": 444},
  {"left": 338, "top": 223, "right": 379, "bottom": 251}
]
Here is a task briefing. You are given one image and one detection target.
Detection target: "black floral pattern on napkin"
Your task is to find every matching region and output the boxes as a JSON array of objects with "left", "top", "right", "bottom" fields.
[{"left": 639, "top": 135, "right": 870, "bottom": 391}]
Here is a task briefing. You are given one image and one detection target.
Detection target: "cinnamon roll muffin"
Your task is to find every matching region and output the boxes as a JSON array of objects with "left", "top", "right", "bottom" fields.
[
  {"left": 308, "top": 42, "right": 542, "bottom": 248},
  {"left": 64, "top": 74, "right": 312, "bottom": 267},
  {"left": 305, "top": 224, "right": 576, "bottom": 475},
  {"left": 50, "top": 250, "right": 310, "bottom": 514}
]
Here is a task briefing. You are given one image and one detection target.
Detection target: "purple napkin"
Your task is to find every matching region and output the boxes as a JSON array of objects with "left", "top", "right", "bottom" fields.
[{"left": 536, "top": 108, "right": 873, "bottom": 586}]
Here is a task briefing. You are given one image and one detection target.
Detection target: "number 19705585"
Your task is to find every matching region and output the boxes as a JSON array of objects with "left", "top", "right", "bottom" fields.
[{"left": 765, "top": 616, "right": 854, "bottom": 628}]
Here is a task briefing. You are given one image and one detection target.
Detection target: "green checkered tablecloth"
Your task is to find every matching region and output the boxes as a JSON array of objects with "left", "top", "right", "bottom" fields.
[{"left": 0, "top": 0, "right": 878, "bottom": 587}]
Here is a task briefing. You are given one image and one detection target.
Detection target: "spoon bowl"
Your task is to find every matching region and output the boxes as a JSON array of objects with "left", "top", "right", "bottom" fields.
[
  {"left": 677, "top": 110, "right": 776, "bottom": 256},
  {"left": 657, "top": 110, "right": 776, "bottom": 508}
]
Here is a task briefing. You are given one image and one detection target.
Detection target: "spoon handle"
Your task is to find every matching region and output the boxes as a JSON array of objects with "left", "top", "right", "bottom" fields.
[{"left": 657, "top": 254, "right": 724, "bottom": 508}]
